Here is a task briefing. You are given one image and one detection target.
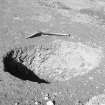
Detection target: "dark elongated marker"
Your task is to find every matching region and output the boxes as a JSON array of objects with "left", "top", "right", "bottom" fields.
[
  {"left": 26, "top": 32, "right": 42, "bottom": 39},
  {"left": 26, "top": 32, "right": 71, "bottom": 39}
]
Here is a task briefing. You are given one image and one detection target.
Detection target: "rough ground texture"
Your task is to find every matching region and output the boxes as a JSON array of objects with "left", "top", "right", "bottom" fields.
[
  {"left": 6, "top": 38, "right": 104, "bottom": 83},
  {"left": 0, "top": 0, "right": 105, "bottom": 105}
]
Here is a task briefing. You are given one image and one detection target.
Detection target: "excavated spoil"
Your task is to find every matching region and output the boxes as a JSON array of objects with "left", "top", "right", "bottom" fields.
[{"left": 4, "top": 39, "right": 104, "bottom": 82}]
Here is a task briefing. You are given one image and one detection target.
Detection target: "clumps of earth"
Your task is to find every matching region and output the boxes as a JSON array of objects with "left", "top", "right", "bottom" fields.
[{"left": 4, "top": 38, "right": 104, "bottom": 83}]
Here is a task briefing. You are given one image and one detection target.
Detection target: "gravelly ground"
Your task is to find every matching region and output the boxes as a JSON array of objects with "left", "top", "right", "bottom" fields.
[{"left": 0, "top": 0, "right": 105, "bottom": 105}]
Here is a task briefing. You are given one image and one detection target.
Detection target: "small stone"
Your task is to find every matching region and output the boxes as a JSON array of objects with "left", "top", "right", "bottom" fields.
[
  {"left": 46, "top": 101, "right": 54, "bottom": 105},
  {"left": 44, "top": 95, "right": 49, "bottom": 100},
  {"left": 34, "top": 101, "right": 38, "bottom": 105}
]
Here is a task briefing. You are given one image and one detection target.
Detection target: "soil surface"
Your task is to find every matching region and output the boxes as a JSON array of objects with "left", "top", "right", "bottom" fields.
[{"left": 0, "top": 0, "right": 105, "bottom": 105}]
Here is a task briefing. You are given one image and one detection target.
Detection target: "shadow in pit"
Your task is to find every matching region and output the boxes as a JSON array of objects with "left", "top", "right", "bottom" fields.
[{"left": 3, "top": 50, "right": 49, "bottom": 84}]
